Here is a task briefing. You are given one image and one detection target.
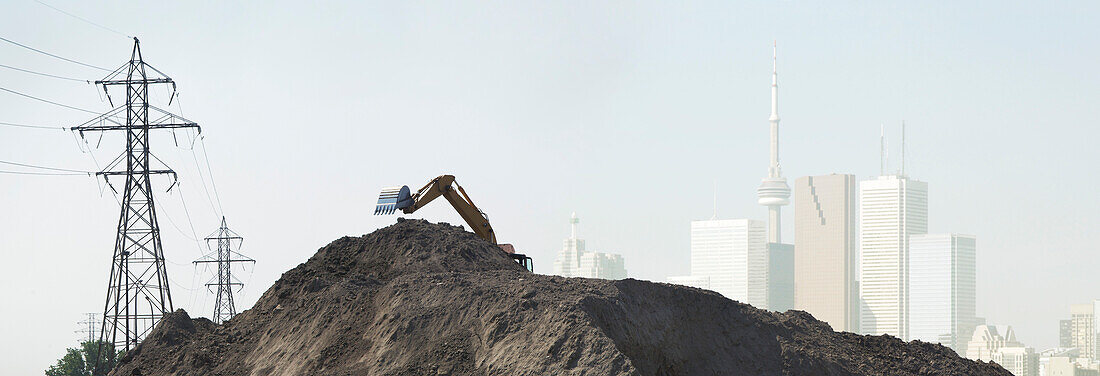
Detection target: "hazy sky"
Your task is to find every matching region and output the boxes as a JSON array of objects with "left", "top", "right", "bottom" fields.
[{"left": 2, "top": 1, "right": 1098, "bottom": 374}]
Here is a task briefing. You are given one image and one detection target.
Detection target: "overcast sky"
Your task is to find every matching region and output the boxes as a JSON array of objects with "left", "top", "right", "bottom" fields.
[{"left": 2, "top": 1, "right": 1098, "bottom": 374}]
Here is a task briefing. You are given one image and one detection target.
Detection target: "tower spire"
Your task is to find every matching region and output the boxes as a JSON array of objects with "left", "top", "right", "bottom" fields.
[
  {"left": 769, "top": 40, "right": 780, "bottom": 178},
  {"left": 880, "top": 124, "right": 885, "bottom": 176},
  {"left": 757, "top": 41, "right": 791, "bottom": 244},
  {"left": 712, "top": 180, "right": 718, "bottom": 220},
  {"left": 901, "top": 121, "right": 906, "bottom": 176}
]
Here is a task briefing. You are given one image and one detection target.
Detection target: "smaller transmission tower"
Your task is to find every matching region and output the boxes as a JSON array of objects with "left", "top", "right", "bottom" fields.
[
  {"left": 194, "top": 217, "right": 255, "bottom": 324},
  {"left": 76, "top": 313, "right": 100, "bottom": 343}
]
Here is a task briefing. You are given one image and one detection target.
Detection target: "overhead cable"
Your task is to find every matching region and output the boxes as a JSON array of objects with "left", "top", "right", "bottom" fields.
[
  {"left": 0, "top": 121, "right": 67, "bottom": 130},
  {"left": 32, "top": 0, "right": 132, "bottom": 40},
  {"left": 0, "top": 35, "right": 112, "bottom": 72},
  {"left": 0, "top": 169, "right": 89, "bottom": 176},
  {"left": 0, "top": 160, "right": 92, "bottom": 174},
  {"left": 0, "top": 85, "right": 99, "bottom": 114},
  {"left": 0, "top": 63, "right": 90, "bottom": 82}
]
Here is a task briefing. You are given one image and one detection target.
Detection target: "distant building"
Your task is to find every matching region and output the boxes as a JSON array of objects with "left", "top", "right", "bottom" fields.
[
  {"left": 1063, "top": 319, "right": 1076, "bottom": 348},
  {"left": 993, "top": 346, "right": 1039, "bottom": 376},
  {"left": 1071, "top": 302, "right": 1097, "bottom": 360},
  {"left": 685, "top": 219, "right": 768, "bottom": 308},
  {"left": 1039, "top": 348, "right": 1100, "bottom": 376},
  {"left": 553, "top": 213, "right": 586, "bottom": 277},
  {"left": 767, "top": 243, "right": 794, "bottom": 312},
  {"left": 577, "top": 252, "right": 626, "bottom": 280},
  {"left": 859, "top": 175, "right": 928, "bottom": 339},
  {"left": 908, "top": 233, "right": 977, "bottom": 355},
  {"left": 793, "top": 174, "right": 859, "bottom": 332},
  {"left": 1046, "top": 356, "right": 1100, "bottom": 376},
  {"left": 966, "top": 325, "right": 1022, "bottom": 361},
  {"left": 552, "top": 213, "right": 627, "bottom": 279}
]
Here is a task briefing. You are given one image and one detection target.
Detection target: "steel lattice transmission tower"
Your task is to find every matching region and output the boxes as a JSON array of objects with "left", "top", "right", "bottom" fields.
[
  {"left": 76, "top": 313, "right": 100, "bottom": 343},
  {"left": 73, "top": 38, "right": 200, "bottom": 353},
  {"left": 194, "top": 217, "right": 254, "bottom": 324}
]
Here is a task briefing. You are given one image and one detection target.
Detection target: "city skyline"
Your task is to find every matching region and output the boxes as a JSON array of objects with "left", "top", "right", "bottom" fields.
[{"left": 2, "top": 2, "right": 1099, "bottom": 374}]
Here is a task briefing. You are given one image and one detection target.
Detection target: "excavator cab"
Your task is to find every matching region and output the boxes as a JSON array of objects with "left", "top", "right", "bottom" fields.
[{"left": 374, "top": 176, "right": 534, "bottom": 272}]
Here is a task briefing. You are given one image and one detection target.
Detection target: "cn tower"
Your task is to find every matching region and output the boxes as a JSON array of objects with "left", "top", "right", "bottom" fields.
[{"left": 757, "top": 42, "right": 791, "bottom": 243}]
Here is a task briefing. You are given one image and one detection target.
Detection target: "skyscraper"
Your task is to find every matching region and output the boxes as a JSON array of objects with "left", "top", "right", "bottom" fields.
[
  {"left": 859, "top": 175, "right": 928, "bottom": 339},
  {"left": 552, "top": 212, "right": 627, "bottom": 279},
  {"left": 686, "top": 219, "right": 768, "bottom": 307},
  {"left": 757, "top": 42, "right": 791, "bottom": 244},
  {"left": 1070, "top": 302, "right": 1097, "bottom": 360},
  {"left": 793, "top": 174, "right": 859, "bottom": 332},
  {"left": 908, "top": 233, "right": 977, "bottom": 354}
]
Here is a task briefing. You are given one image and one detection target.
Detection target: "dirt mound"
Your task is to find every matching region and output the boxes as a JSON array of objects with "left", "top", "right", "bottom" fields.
[{"left": 110, "top": 219, "right": 1010, "bottom": 376}]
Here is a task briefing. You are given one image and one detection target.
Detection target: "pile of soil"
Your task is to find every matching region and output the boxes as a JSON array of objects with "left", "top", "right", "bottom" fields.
[{"left": 111, "top": 219, "right": 1011, "bottom": 375}]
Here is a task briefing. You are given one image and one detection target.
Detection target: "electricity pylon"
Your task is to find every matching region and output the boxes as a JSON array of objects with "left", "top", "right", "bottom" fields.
[
  {"left": 194, "top": 217, "right": 254, "bottom": 324},
  {"left": 76, "top": 313, "right": 99, "bottom": 343},
  {"left": 72, "top": 38, "right": 200, "bottom": 353}
]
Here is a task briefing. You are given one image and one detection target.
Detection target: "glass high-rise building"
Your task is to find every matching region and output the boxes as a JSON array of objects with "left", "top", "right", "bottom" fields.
[
  {"left": 908, "top": 233, "right": 976, "bottom": 354},
  {"left": 793, "top": 174, "right": 858, "bottom": 332},
  {"left": 859, "top": 175, "right": 927, "bottom": 339},
  {"left": 688, "top": 219, "right": 768, "bottom": 308}
]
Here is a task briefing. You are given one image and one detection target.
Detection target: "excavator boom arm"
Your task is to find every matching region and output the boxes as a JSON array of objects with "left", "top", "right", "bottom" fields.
[
  {"left": 375, "top": 174, "right": 532, "bottom": 271},
  {"left": 401, "top": 175, "right": 497, "bottom": 244}
]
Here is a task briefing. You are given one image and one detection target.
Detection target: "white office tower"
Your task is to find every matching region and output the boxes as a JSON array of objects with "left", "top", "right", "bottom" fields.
[
  {"left": 859, "top": 175, "right": 928, "bottom": 339},
  {"left": 793, "top": 174, "right": 859, "bottom": 332},
  {"left": 685, "top": 219, "right": 769, "bottom": 308},
  {"left": 552, "top": 213, "right": 627, "bottom": 279},
  {"left": 908, "top": 233, "right": 977, "bottom": 355},
  {"left": 757, "top": 42, "right": 791, "bottom": 245}
]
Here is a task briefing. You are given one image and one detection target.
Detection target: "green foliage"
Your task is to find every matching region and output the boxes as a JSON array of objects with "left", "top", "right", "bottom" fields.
[{"left": 45, "top": 341, "right": 122, "bottom": 376}]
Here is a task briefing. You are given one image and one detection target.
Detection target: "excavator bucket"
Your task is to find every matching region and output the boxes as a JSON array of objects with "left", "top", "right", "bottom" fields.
[{"left": 375, "top": 185, "right": 412, "bottom": 215}]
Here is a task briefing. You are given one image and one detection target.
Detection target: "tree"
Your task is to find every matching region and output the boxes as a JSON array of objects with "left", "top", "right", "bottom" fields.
[{"left": 45, "top": 341, "right": 122, "bottom": 376}]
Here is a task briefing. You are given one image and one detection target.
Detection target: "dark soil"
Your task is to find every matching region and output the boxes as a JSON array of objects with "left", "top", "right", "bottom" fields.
[{"left": 110, "top": 219, "right": 1011, "bottom": 376}]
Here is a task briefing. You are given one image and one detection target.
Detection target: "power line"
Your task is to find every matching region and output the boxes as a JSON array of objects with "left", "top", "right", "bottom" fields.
[
  {"left": 0, "top": 36, "right": 112, "bottom": 72},
  {"left": 0, "top": 159, "right": 93, "bottom": 173},
  {"left": 0, "top": 63, "right": 90, "bottom": 82},
  {"left": 32, "top": 0, "right": 131, "bottom": 40},
  {"left": 0, "top": 169, "right": 89, "bottom": 176},
  {"left": 0, "top": 85, "right": 99, "bottom": 114},
  {"left": 0, "top": 121, "right": 67, "bottom": 130},
  {"left": 199, "top": 136, "right": 225, "bottom": 215}
]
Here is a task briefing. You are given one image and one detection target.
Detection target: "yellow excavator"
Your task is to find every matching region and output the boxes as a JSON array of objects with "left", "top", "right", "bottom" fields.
[{"left": 374, "top": 174, "right": 533, "bottom": 271}]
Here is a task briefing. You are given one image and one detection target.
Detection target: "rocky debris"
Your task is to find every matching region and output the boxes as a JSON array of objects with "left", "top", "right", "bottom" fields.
[{"left": 110, "top": 219, "right": 1011, "bottom": 376}]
